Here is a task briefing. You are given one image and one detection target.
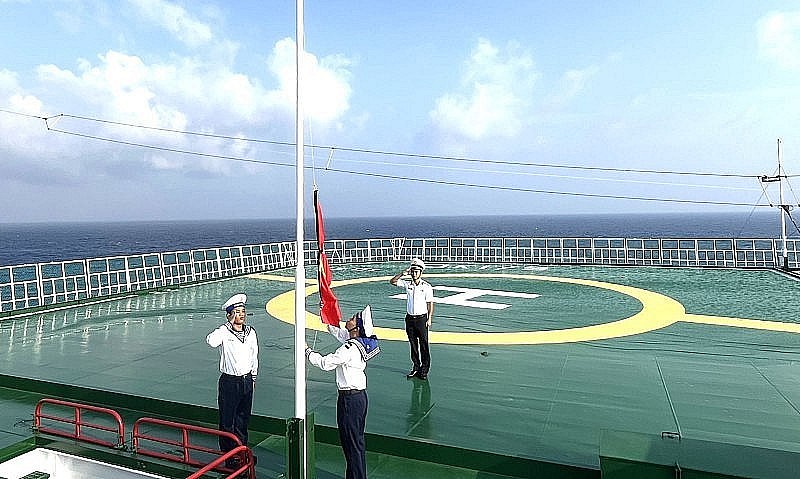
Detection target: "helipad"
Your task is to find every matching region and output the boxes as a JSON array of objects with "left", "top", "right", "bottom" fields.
[{"left": 2, "top": 262, "right": 800, "bottom": 477}]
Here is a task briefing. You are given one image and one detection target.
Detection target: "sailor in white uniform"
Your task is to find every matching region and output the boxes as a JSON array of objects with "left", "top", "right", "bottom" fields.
[
  {"left": 305, "top": 305, "right": 380, "bottom": 479},
  {"left": 206, "top": 293, "right": 259, "bottom": 464},
  {"left": 390, "top": 258, "right": 435, "bottom": 379}
]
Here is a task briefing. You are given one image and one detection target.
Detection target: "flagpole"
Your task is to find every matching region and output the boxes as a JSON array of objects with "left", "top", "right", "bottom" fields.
[
  {"left": 314, "top": 188, "right": 321, "bottom": 290},
  {"left": 294, "top": 0, "right": 307, "bottom": 474}
]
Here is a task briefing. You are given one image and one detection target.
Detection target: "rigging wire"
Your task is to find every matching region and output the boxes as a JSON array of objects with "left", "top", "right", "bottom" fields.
[
  {"left": 41, "top": 121, "right": 771, "bottom": 208},
  {"left": 784, "top": 175, "right": 800, "bottom": 207},
  {"left": 785, "top": 209, "right": 800, "bottom": 236},
  {"left": 0, "top": 108, "right": 46, "bottom": 120},
  {"left": 322, "top": 154, "right": 759, "bottom": 191},
  {"left": 309, "top": 120, "right": 318, "bottom": 189},
  {"left": 39, "top": 111, "right": 770, "bottom": 179},
  {"left": 0, "top": 108, "right": 786, "bottom": 207},
  {"left": 758, "top": 167, "right": 800, "bottom": 208},
  {"left": 4, "top": 108, "right": 799, "bottom": 184},
  {"left": 307, "top": 118, "right": 321, "bottom": 350},
  {"left": 41, "top": 124, "right": 768, "bottom": 207},
  {"left": 736, "top": 190, "right": 768, "bottom": 238},
  {"left": 45, "top": 126, "right": 293, "bottom": 168},
  {"left": 318, "top": 165, "right": 765, "bottom": 207}
]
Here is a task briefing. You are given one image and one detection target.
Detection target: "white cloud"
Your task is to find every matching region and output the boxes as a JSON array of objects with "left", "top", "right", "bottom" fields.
[
  {"left": 7, "top": 35, "right": 352, "bottom": 181},
  {"left": 128, "top": 0, "right": 214, "bottom": 48},
  {"left": 0, "top": 0, "right": 356, "bottom": 193},
  {"left": 39, "top": 39, "right": 354, "bottom": 131},
  {"left": 757, "top": 11, "right": 800, "bottom": 70},
  {"left": 9, "top": 92, "right": 43, "bottom": 114},
  {"left": 0, "top": 69, "right": 20, "bottom": 93},
  {"left": 148, "top": 154, "right": 182, "bottom": 170},
  {"left": 430, "top": 38, "right": 538, "bottom": 141},
  {"left": 143, "top": 132, "right": 258, "bottom": 176},
  {"left": 0, "top": 70, "right": 54, "bottom": 157},
  {"left": 37, "top": 51, "right": 188, "bottom": 132},
  {"left": 266, "top": 37, "right": 353, "bottom": 126},
  {"left": 547, "top": 65, "right": 599, "bottom": 107}
]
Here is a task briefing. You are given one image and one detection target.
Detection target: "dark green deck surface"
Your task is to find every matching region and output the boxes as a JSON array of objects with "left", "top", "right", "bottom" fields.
[{"left": 1, "top": 262, "right": 800, "bottom": 477}]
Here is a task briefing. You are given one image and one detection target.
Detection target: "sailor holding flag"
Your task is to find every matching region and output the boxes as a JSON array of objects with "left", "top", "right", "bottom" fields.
[
  {"left": 305, "top": 306, "right": 380, "bottom": 479},
  {"left": 310, "top": 189, "right": 380, "bottom": 478}
]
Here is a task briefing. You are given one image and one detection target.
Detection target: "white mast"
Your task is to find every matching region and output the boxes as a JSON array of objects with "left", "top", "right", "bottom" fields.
[
  {"left": 294, "top": 0, "right": 307, "bottom": 464},
  {"left": 778, "top": 138, "right": 788, "bottom": 269}
]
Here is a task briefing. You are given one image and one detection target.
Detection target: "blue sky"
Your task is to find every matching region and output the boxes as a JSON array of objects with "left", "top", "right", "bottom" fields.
[{"left": 1, "top": 0, "right": 800, "bottom": 222}]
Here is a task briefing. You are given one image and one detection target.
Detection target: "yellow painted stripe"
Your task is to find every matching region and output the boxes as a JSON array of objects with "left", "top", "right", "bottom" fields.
[
  {"left": 248, "top": 273, "right": 302, "bottom": 282},
  {"left": 682, "top": 314, "right": 800, "bottom": 333}
]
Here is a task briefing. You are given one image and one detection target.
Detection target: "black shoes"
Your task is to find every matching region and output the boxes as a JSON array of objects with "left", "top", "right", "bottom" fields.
[
  {"left": 418, "top": 373, "right": 428, "bottom": 380},
  {"left": 407, "top": 369, "right": 429, "bottom": 380},
  {"left": 406, "top": 369, "right": 418, "bottom": 379}
]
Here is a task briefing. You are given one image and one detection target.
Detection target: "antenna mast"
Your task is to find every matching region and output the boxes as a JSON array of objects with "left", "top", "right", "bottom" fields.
[
  {"left": 778, "top": 139, "right": 788, "bottom": 269},
  {"left": 760, "top": 138, "right": 790, "bottom": 270}
]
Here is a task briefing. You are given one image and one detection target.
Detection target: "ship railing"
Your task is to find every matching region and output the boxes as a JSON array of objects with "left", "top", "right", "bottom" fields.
[
  {"left": 34, "top": 398, "right": 125, "bottom": 449},
  {"left": 132, "top": 416, "right": 246, "bottom": 470},
  {"left": 185, "top": 445, "right": 255, "bottom": 479},
  {"left": 33, "top": 399, "right": 255, "bottom": 478},
  {"left": 2, "top": 236, "right": 797, "bottom": 317}
]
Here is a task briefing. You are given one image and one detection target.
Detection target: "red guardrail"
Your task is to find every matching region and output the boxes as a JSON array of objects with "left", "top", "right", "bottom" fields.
[
  {"left": 185, "top": 445, "right": 255, "bottom": 479},
  {"left": 33, "top": 400, "right": 255, "bottom": 477},
  {"left": 133, "top": 417, "right": 247, "bottom": 470},
  {"left": 34, "top": 398, "right": 125, "bottom": 448}
]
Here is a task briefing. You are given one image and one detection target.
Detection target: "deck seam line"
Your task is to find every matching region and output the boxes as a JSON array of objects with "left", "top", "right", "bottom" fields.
[
  {"left": 750, "top": 361, "right": 800, "bottom": 417},
  {"left": 655, "top": 358, "right": 682, "bottom": 438},
  {"left": 404, "top": 402, "right": 436, "bottom": 436}
]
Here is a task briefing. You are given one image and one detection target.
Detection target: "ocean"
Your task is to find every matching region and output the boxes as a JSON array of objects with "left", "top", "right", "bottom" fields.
[{"left": 0, "top": 211, "right": 793, "bottom": 267}]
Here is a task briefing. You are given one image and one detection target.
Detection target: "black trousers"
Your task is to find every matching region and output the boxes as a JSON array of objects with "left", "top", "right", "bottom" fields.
[
  {"left": 217, "top": 373, "right": 253, "bottom": 452},
  {"left": 337, "top": 390, "right": 368, "bottom": 479},
  {"left": 405, "top": 313, "right": 430, "bottom": 374}
]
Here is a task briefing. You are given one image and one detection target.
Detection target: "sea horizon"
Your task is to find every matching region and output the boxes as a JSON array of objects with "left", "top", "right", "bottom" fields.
[
  {"left": 0, "top": 210, "right": 780, "bottom": 225},
  {"left": 0, "top": 211, "right": 795, "bottom": 267}
]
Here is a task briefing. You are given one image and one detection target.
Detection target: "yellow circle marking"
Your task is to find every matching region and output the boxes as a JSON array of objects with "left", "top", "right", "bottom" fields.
[
  {"left": 261, "top": 273, "right": 687, "bottom": 345},
  {"left": 255, "top": 272, "right": 800, "bottom": 343}
]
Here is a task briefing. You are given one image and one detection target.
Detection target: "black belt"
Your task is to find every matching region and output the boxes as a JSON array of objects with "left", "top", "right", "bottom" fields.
[
  {"left": 338, "top": 389, "right": 365, "bottom": 396},
  {"left": 221, "top": 372, "right": 252, "bottom": 379},
  {"left": 406, "top": 313, "right": 427, "bottom": 319}
]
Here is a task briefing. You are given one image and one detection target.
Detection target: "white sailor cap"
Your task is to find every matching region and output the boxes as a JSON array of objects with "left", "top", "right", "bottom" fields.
[
  {"left": 410, "top": 258, "right": 426, "bottom": 271},
  {"left": 355, "top": 305, "right": 375, "bottom": 337},
  {"left": 223, "top": 293, "right": 247, "bottom": 314}
]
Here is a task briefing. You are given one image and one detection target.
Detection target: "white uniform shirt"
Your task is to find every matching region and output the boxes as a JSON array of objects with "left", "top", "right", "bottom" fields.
[
  {"left": 307, "top": 325, "right": 367, "bottom": 390},
  {"left": 206, "top": 323, "right": 259, "bottom": 379},
  {"left": 395, "top": 278, "right": 434, "bottom": 315}
]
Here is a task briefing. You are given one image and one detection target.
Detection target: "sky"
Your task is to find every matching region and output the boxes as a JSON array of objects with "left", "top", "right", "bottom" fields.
[{"left": 2, "top": 0, "right": 800, "bottom": 222}]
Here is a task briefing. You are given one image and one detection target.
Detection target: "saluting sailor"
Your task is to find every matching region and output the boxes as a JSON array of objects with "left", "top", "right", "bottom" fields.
[
  {"left": 206, "top": 293, "right": 259, "bottom": 465},
  {"left": 305, "top": 305, "right": 380, "bottom": 479},
  {"left": 390, "top": 258, "right": 435, "bottom": 380}
]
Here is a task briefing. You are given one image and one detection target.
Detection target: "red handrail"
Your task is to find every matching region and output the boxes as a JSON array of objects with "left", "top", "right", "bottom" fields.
[
  {"left": 133, "top": 417, "right": 243, "bottom": 468},
  {"left": 186, "top": 445, "right": 255, "bottom": 479},
  {"left": 34, "top": 398, "right": 125, "bottom": 448},
  {"left": 33, "top": 401, "right": 255, "bottom": 477}
]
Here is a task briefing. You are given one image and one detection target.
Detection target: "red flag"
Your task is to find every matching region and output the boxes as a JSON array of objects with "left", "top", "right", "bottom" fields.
[{"left": 314, "top": 190, "right": 341, "bottom": 326}]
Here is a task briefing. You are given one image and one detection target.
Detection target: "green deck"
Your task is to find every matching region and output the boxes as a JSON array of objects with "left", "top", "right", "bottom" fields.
[{"left": 1, "top": 262, "right": 799, "bottom": 478}]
